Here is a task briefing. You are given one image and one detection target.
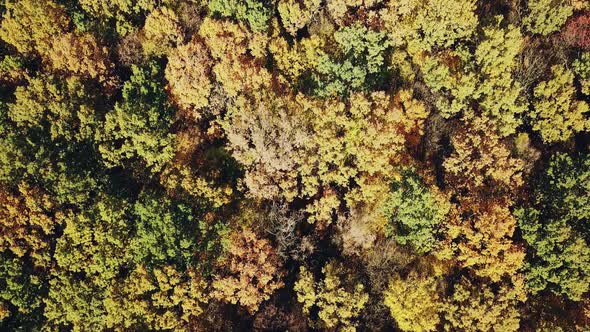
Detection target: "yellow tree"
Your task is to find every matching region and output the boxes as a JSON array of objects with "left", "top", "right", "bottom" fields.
[
  {"left": 199, "top": 18, "right": 271, "bottom": 98},
  {"left": 8, "top": 75, "right": 99, "bottom": 142},
  {"left": 294, "top": 262, "right": 369, "bottom": 331},
  {"left": 415, "top": 0, "right": 478, "bottom": 50},
  {"left": 49, "top": 32, "right": 116, "bottom": 87},
  {"left": 475, "top": 21, "right": 528, "bottom": 136},
  {"left": 211, "top": 229, "right": 284, "bottom": 313},
  {"left": 523, "top": 0, "right": 573, "bottom": 35},
  {"left": 141, "top": 7, "right": 184, "bottom": 57},
  {"left": 278, "top": 0, "right": 321, "bottom": 36},
  {"left": 269, "top": 33, "right": 325, "bottom": 82},
  {"left": 442, "top": 277, "right": 525, "bottom": 332},
  {"left": 0, "top": 183, "right": 57, "bottom": 268},
  {"left": 383, "top": 271, "right": 441, "bottom": 332},
  {"left": 444, "top": 117, "right": 524, "bottom": 197},
  {"left": 530, "top": 65, "right": 589, "bottom": 143},
  {"left": 165, "top": 39, "right": 213, "bottom": 119},
  {"left": 104, "top": 265, "right": 209, "bottom": 330},
  {"left": 0, "top": 0, "right": 69, "bottom": 56},
  {"left": 447, "top": 201, "right": 525, "bottom": 283}
]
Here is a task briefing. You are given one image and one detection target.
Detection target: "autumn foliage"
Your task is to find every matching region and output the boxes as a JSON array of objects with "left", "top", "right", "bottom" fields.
[{"left": 0, "top": 0, "right": 589, "bottom": 330}]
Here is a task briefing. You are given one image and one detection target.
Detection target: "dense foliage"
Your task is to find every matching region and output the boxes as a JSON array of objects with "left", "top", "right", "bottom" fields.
[{"left": 0, "top": 0, "right": 589, "bottom": 330}]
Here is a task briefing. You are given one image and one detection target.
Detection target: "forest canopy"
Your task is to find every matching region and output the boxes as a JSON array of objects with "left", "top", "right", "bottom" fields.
[{"left": 0, "top": 0, "right": 590, "bottom": 331}]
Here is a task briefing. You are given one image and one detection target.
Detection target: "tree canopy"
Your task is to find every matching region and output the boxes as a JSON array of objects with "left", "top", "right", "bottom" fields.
[{"left": 0, "top": 0, "right": 589, "bottom": 330}]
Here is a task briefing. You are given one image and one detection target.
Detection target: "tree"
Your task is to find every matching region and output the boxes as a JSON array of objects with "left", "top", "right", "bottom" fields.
[
  {"left": 53, "top": 195, "right": 131, "bottom": 287},
  {"left": 518, "top": 207, "right": 590, "bottom": 301},
  {"left": 0, "top": 55, "right": 27, "bottom": 84},
  {"left": 414, "top": 0, "right": 478, "bottom": 50},
  {"left": 220, "top": 90, "right": 309, "bottom": 202},
  {"left": 379, "top": 0, "right": 421, "bottom": 48},
  {"left": 0, "top": 128, "right": 101, "bottom": 207},
  {"left": 530, "top": 65, "right": 589, "bottom": 143},
  {"left": 211, "top": 229, "right": 283, "bottom": 313},
  {"left": 444, "top": 117, "right": 524, "bottom": 197},
  {"left": 442, "top": 277, "right": 525, "bottom": 332},
  {"left": 78, "top": 0, "right": 158, "bottom": 18},
  {"left": 523, "top": 0, "right": 574, "bottom": 36},
  {"left": 326, "top": 0, "right": 363, "bottom": 24},
  {"left": 198, "top": 18, "right": 271, "bottom": 98},
  {"left": 0, "top": 253, "right": 45, "bottom": 325},
  {"left": 165, "top": 38, "right": 213, "bottom": 119},
  {"left": 208, "top": 0, "right": 271, "bottom": 32},
  {"left": 278, "top": 0, "right": 321, "bottom": 36},
  {"left": 103, "top": 265, "right": 208, "bottom": 330},
  {"left": 77, "top": 0, "right": 172, "bottom": 35},
  {"left": 141, "top": 7, "right": 184, "bottom": 57},
  {"left": 1, "top": 75, "right": 103, "bottom": 207},
  {"left": 562, "top": 13, "right": 590, "bottom": 50},
  {"left": 0, "top": 184, "right": 57, "bottom": 268},
  {"left": 381, "top": 170, "right": 450, "bottom": 254},
  {"left": 294, "top": 262, "right": 369, "bottom": 331},
  {"left": 98, "top": 62, "right": 176, "bottom": 174},
  {"left": 0, "top": 0, "right": 69, "bottom": 56},
  {"left": 8, "top": 75, "right": 100, "bottom": 142},
  {"left": 417, "top": 53, "right": 478, "bottom": 118},
  {"left": 447, "top": 201, "right": 526, "bottom": 282},
  {"left": 475, "top": 21, "right": 528, "bottom": 136},
  {"left": 383, "top": 271, "right": 441, "bottom": 332},
  {"left": 129, "top": 191, "right": 198, "bottom": 266},
  {"left": 211, "top": 229, "right": 284, "bottom": 313},
  {"left": 414, "top": 19, "right": 527, "bottom": 135},
  {"left": 313, "top": 23, "right": 390, "bottom": 97},
  {"left": 516, "top": 153, "right": 590, "bottom": 301},
  {"left": 573, "top": 52, "right": 590, "bottom": 96},
  {"left": 269, "top": 34, "right": 325, "bottom": 82},
  {"left": 48, "top": 32, "right": 115, "bottom": 87},
  {"left": 44, "top": 273, "right": 108, "bottom": 331}
]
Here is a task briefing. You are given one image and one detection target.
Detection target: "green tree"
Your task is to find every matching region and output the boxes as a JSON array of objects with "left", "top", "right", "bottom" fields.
[
  {"left": 573, "top": 52, "right": 590, "bottom": 96},
  {"left": 208, "top": 0, "right": 271, "bottom": 32},
  {"left": 98, "top": 62, "right": 176, "bottom": 174},
  {"left": 516, "top": 153, "right": 590, "bottom": 300},
  {"left": 0, "top": 253, "right": 45, "bottom": 326},
  {"left": 313, "top": 23, "right": 390, "bottom": 97},
  {"left": 9, "top": 75, "right": 100, "bottom": 142},
  {"left": 381, "top": 170, "right": 450, "bottom": 254},
  {"left": 129, "top": 191, "right": 198, "bottom": 265}
]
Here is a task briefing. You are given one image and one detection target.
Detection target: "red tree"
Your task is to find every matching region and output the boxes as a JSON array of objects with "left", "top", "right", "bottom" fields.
[{"left": 563, "top": 13, "right": 590, "bottom": 49}]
